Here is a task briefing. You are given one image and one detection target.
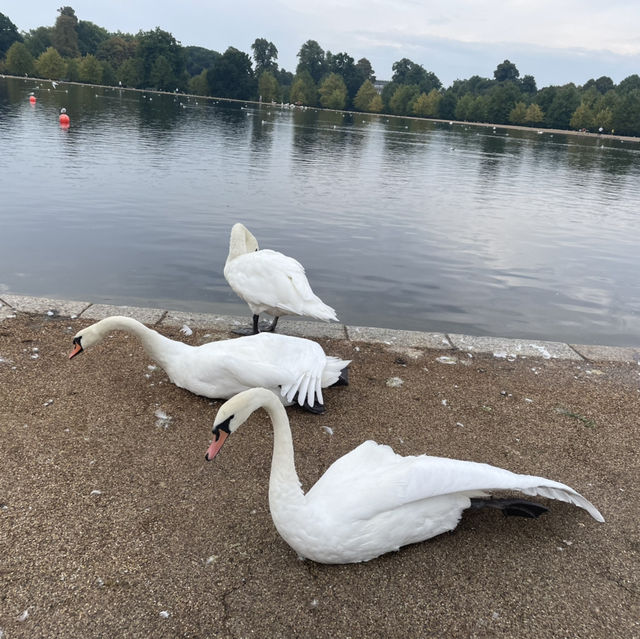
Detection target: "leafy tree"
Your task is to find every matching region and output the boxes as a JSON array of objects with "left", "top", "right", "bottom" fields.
[
  {"left": 188, "top": 70, "right": 209, "bottom": 95},
  {"left": 318, "top": 72, "right": 347, "bottom": 109},
  {"left": 296, "top": 40, "right": 326, "bottom": 83},
  {"left": 77, "top": 20, "right": 109, "bottom": 56},
  {"left": 5, "top": 41, "right": 35, "bottom": 76},
  {"left": 184, "top": 45, "right": 220, "bottom": 76},
  {"left": 391, "top": 57, "right": 441, "bottom": 93},
  {"left": 494, "top": 59, "right": 519, "bottom": 82},
  {"left": 118, "top": 57, "right": 144, "bottom": 87},
  {"left": 368, "top": 93, "right": 383, "bottom": 113},
  {"left": 207, "top": 46, "right": 256, "bottom": 100},
  {"left": 326, "top": 51, "right": 362, "bottom": 106},
  {"left": 594, "top": 76, "right": 614, "bottom": 94},
  {"left": 469, "top": 95, "right": 488, "bottom": 122},
  {"left": 258, "top": 70, "right": 279, "bottom": 102},
  {"left": 97, "top": 36, "right": 137, "bottom": 69},
  {"left": 389, "top": 84, "right": 419, "bottom": 115},
  {"left": 65, "top": 56, "right": 80, "bottom": 81},
  {"left": 545, "top": 84, "right": 580, "bottom": 129},
  {"left": 413, "top": 89, "right": 441, "bottom": 118},
  {"left": 149, "top": 54, "right": 175, "bottom": 90},
  {"left": 136, "top": 27, "right": 185, "bottom": 89},
  {"left": 594, "top": 107, "right": 613, "bottom": 132},
  {"left": 101, "top": 60, "right": 116, "bottom": 85},
  {"left": 52, "top": 6, "right": 80, "bottom": 58},
  {"left": 611, "top": 89, "right": 640, "bottom": 136},
  {"left": 289, "top": 69, "right": 317, "bottom": 105},
  {"left": 251, "top": 38, "right": 278, "bottom": 76},
  {"left": 438, "top": 89, "right": 457, "bottom": 119},
  {"left": 36, "top": 46, "right": 66, "bottom": 79},
  {"left": 353, "top": 79, "right": 378, "bottom": 111},
  {"left": 78, "top": 53, "right": 103, "bottom": 84},
  {"left": 509, "top": 101, "right": 528, "bottom": 125},
  {"left": 524, "top": 103, "right": 544, "bottom": 125},
  {"left": 535, "top": 86, "right": 557, "bottom": 114},
  {"left": 569, "top": 102, "right": 595, "bottom": 130},
  {"left": 0, "top": 12, "right": 22, "bottom": 57},
  {"left": 519, "top": 74, "right": 537, "bottom": 95},
  {"left": 356, "top": 58, "right": 375, "bottom": 83},
  {"left": 381, "top": 81, "right": 398, "bottom": 111},
  {"left": 23, "top": 27, "right": 53, "bottom": 58},
  {"left": 455, "top": 93, "right": 474, "bottom": 120},
  {"left": 485, "top": 82, "right": 521, "bottom": 124},
  {"left": 617, "top": 74, "right": 640, "bottom": 94}
]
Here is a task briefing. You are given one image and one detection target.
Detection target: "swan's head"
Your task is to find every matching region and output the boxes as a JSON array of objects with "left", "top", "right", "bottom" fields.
[
  {"left": 205, "top": 388, "right": 276, "bottom": 461},
  {"left": 230, "top": 223, "right": 259, "bottom": 254},
  {"left": 68, "top": 324, "right": 102, "bottom": 358}
]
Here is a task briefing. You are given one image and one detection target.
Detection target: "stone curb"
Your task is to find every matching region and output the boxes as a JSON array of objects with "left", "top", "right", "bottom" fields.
[{"left": 2, "top": 293, "right": 639, "bottom": 363}]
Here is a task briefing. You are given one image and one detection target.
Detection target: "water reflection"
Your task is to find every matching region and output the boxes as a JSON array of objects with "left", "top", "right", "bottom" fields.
[{"left": 1, "top": 76, "right": 640, "bottom": 345}]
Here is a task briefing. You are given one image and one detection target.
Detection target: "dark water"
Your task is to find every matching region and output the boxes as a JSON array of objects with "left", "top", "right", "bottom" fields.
[{"left": 2, "top": 76, "right": 640, "bottom": 345}]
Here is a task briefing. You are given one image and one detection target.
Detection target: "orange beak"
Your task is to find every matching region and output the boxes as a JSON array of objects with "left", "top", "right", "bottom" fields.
[
  {"left": 205, "top": 429, "right": 229, "bottom": 461},
  {"left": 69, "top": 342, "right": 83, "bottom": 359}
]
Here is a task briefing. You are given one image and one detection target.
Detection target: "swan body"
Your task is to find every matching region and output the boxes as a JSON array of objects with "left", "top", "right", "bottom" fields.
[
  {"left": 69, "top": 317, "right": 349, "bottom": 408},
  {"left": 206, "top": 388, "right": 604, "bottom": 564},
  {"left": 224, "top": 223, "right": 338, "bottom": 333}
]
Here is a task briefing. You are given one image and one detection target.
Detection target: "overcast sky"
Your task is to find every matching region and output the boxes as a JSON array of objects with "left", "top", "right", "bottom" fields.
[{"left": 4, "top": 0, "right": 640, "bottom": 88}]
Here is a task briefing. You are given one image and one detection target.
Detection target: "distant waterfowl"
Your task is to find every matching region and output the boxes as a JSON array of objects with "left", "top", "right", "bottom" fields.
[
  {"left": 70, "top": 317, "right": 349, "bottom": 411},
  {"left": 206, "top": 388, "right": 604, "bottom": 564},
  {"left": 224, "top": 223, "right": 338, "bottom": 334}
]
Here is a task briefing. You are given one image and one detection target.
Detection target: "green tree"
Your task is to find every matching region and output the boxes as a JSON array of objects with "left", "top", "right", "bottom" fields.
[
  {"left": 118, "top": 57, "right": 143, "bottom": 87},
  {"left": 469, "top": 95, "right": 488, "bottom": 122},
  {"left": 77, "top": 20, "right": 109, "bottom": 56},
  {"left": 413, "top": 88, "right": 441, "bottom": 118},
  {"left": 545, "top": 84, "right": 580, "bottom": 129},
  {"left": 23, "top": 27, "right": 53, "bottom": 58},
  {"left": 583, "top": 75, "right": 614, "bottom": 95},
  {"left": 78, "top": 53, "right": 103, "bottom": 84},
  {"left": 494, "top": 59, "right": 519, "bottom": 82},
  {"left": 438, "top": 89, "right": 457, "bottom": 119},
  {"left": 392, "top": 57, "right": 441, "bottom": 93},
  {"left": 594, "top": 107, "right": 613, "bottom": 132},
  {"left": 389, "top": 84, "right": 419, "bottom": 115},
  {"left": 509, "top": 101, "right": 528, "bottom": 125},
  {"left": 251, "top": 38, "right": 278, "bottom": 76},
  {"left": 617, "top": 74, "right": 640, "bottom": 94},
  {"left": 36, "top": 46, "right": 66, "bottom": 79},
  {"left": 524, "top": 103, "right": 544, "bottom": 125},
  {"left": 356, "top": 58, "right": 375, "bottom": 83},
  {"left": 184, "top": 45, "right": 220, "bottom": 76},
  {"left": 188, "top": 69, "right": 209, "bottom": 95},
  {"left": 5, "top": 41, "right": 35, "bottom": 76},
  {"left": 289, "top": 69, "right": 317, "bottom": 106},
  {"left": 65, "top": 56, "right": 80, "bottom": 81},
  {"left": 326, "top": 51, "right": 363, "bottom": 107},
  {"left": 207, "top": 46, "right": 256, "bottom": 100},
  {"left": 136, "top": 27, "right": 186, "bottom": 90},
  {"left": 0, "top": 12, "right": 22, "bottom": 57},
  {"left": 296, "top": 40, "right": 326, "bottom": 83},
  {"left": 52, "top": 6, "right": 80, "bottom": 58},
  {"left": 455, "top": 93, "right": 474, "bottom": 120},
  {"left": 318, "top": 72, "right": 347, "bottom": 109},
  {"left": 569, "top": 102, "right": 595, "bottom": 130},
  {"left": 519, "top": 74, "right": 537, "bottom": 95},
  {"left": 97, "top": 36, "right": 137, "bottom": 69},
  {"left": 353, "top": 79, "right": 378, "bottom": 111},
  {"left": 149, "top": 54, "right": 175, "bottom": 91},
  {"left": 611, "top": 89, "right": 640, "bottom": 136},
  {"left": 369, "top": 93, "right": 383, "bottom": 113},
  {"left": 486, "top": 82, "right": 521, "bottom": 124},
  {"left": 258, "top": 70, "right": 280, "bottom": 102}
]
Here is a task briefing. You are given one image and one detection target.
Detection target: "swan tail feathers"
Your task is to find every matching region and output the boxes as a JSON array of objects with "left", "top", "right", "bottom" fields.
[{"left": 322, "top": 357, "right": 351, "bottom": 387}]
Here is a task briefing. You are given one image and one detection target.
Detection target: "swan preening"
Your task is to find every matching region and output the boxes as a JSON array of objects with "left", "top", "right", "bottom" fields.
[
  {"left": 224, "top": 223, "right": 338, "bottom": 334},
  {"left": 69, "top": 317, "right": 349, "bottom": 410},
  {"left": 205, "top": 388, "right": 604, "bottom": 565}
]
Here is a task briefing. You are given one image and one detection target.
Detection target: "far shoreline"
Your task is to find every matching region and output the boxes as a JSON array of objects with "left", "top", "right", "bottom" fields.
[{"left": 4, "top": 73, "right": 639, "bottom": 144}]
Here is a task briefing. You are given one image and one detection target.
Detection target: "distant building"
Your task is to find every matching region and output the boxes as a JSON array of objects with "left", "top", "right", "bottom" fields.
[{"left": 373, "top": 80, "right": 389, "bottom": 94}]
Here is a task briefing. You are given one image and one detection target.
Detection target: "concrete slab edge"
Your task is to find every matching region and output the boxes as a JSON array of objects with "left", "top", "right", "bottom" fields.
[{"left": 2, "top": 293, "right": 638, "bottom": 363}]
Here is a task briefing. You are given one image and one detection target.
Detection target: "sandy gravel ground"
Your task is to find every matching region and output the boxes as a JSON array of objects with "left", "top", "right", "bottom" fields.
[{"left": 0, "top": 312, "right": 638, "bottom": 638}]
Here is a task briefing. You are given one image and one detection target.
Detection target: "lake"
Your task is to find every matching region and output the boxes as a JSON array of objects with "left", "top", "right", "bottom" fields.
[{"left": 2, "top": 76, "right": 640, "bottom": 346}]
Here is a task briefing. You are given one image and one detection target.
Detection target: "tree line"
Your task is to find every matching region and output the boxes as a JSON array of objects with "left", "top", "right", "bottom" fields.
[{"left": 1, "top": 7, "right": 640, "bottom": 136}]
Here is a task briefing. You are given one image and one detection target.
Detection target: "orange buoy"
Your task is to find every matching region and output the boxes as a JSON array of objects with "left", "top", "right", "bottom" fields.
[
  {"left": 59, "top": 108, "right": 70, "bottom": 126},
  {"left": 29, "top": 95, "right": 36, "bottom": 103}
]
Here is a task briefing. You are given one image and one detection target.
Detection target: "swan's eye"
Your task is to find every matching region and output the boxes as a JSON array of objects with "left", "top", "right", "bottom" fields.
[{"left": 212, "top": 416, "right": 233, "bottom": 438}]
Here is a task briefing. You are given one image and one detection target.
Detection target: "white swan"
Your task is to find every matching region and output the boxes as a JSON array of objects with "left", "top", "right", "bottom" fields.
[
  {"left": 205, "top": 388, "right": 604, "bottom": 564},
  {"left": 69, "top": 317, "right": 349, "bottom": 410},
  {"left": 224, "top": 223, "right": 338, "bottom": 334}
]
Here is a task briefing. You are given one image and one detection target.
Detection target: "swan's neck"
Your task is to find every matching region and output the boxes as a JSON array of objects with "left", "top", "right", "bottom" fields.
[
  {"left": 89, "top": 316, "right": 184, "bottom": 370},
  {"left": 263, "top": 396, "right": 306, "bottom": 508},
  {"left": 226, "top": 224, "right": 257, "bottom": 263}
]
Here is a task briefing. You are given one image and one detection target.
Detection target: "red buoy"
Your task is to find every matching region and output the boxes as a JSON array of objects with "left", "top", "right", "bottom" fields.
[
  {"left": 29, "top": 95, "right": 36, "bottom": 103},
  {"left": 59, "top": 109, "right": 70, "bottom": 127}
]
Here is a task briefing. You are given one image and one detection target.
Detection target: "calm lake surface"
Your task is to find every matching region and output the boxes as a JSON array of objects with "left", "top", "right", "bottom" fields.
[{"left": 2, "top": 76, "right": 640, "bottom": 345}]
